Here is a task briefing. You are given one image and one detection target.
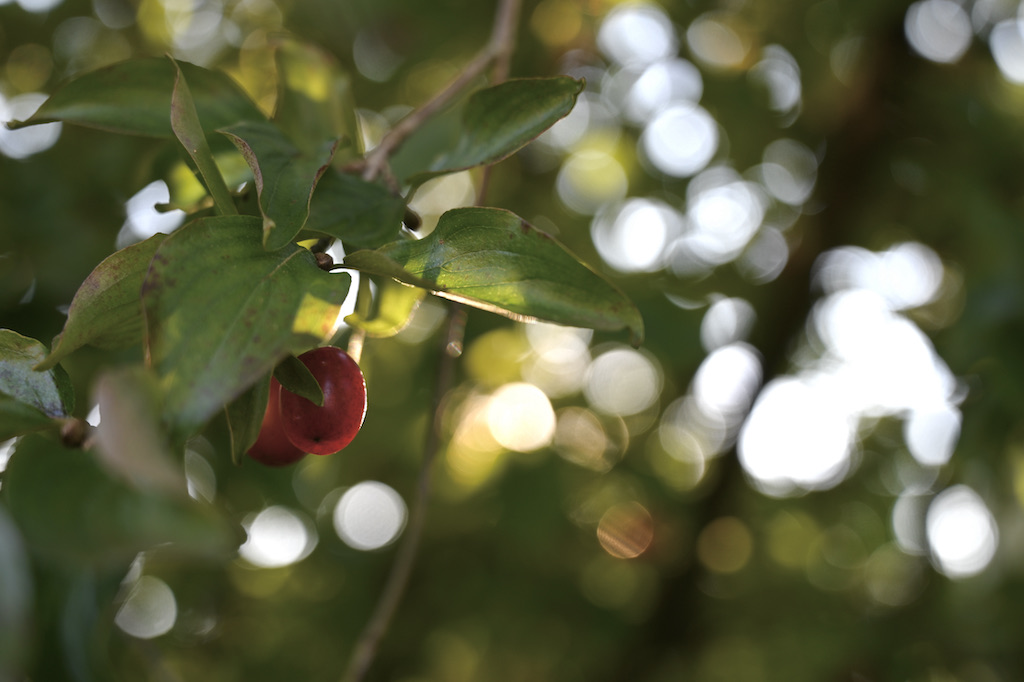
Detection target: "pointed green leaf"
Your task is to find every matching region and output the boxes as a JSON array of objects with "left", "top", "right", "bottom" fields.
[
  {"left": 225, "top": 373, "right": 270, "bottom": 464},
  {"left": 274, "top": 354, "right": 324, "bottom": 406},
  {"left": 274, "top": 38, "right": 362, "bottom": 162},
  {"left": 92, "top": 366, "right": 187, "bottom": 495},
  {"left": 36, "top": 234, "right": 167, "bottom": 371},
  {"left": 142, "top": 215, "right": 351, "bottom": 433},
  {"left": 345, "top": 278, "right": 426, "bottom": 338},
  {"left": 405, "top": 77, "right": 584, "bottom": 186},
  {"left": 220, "top": 120, "right": 335, "bottom": 250},
  {"left": 0, "top": 330, "right": 74, "bottom": 418},
  {"left": 171, "top": 60, "right": 238, "bottom": 216},
  {"left": 347, "top": 207, "right": 644, "bottom": 343},
  {"left": 6, "top": 58, "right": 266, "bottom": 137},
  {"left": 303, "top": 169, "right": 406, "bottom": 249},
  {"left": 2, "top": 434, "right": 235, "bottom": 567}
]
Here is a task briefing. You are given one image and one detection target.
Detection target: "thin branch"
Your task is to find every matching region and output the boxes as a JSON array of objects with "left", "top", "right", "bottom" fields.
[
  {"left": 360, "top": 0, "right": 522, "bottom": 184},
  {"left": 340, "top": 306, "right": 466, "bottom": 682},
  {"left": 341, "top": 3, "right": 522, "bottom": 680}
]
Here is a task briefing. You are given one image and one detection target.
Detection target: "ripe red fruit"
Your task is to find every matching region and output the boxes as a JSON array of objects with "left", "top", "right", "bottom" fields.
[
  {"left": 279, "top": 346, "right": 367, "bottom": 455},
  {"left": 246, "top": 377, "right": 307, "bottom": 466}
]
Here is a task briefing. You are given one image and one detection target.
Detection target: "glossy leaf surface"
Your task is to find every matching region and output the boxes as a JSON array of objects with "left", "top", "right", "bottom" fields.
[
  {"left": 0, "top": 330, "right": 73, "bottom": 420},
  {"left": 142, "top": 215, "right": 350, "bottom": 433},
  {"left": 404, "top": 77, "right": 584, "bottom": 186},
  {"left": 347, "top": 207, "right": 644, "bottom": 343},
  {"left": 7, "top": 58, "right": 265, "bottom": 137}
]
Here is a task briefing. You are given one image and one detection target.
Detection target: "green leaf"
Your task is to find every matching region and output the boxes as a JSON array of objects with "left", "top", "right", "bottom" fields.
[
  {"left": 273, "top": 38, "right": 362, "bottom": 162},
  {"left": 303, "top": 169, "right": 406, "bottom": 249},
  {"left": 220, "top": 120, "right": 336, "bottom": 250},
  {"left": 35, "top": 234, "right": 167, "bottom": 371},
  {"left": 345, "top": 278, "right": 426, "bottom": 338},
  {"left": 0, "top": 398, "right": 54, "bottom": 441},
  {"left": 0, "top": 505, "right": 32, "bottom": 681},
  {"left": 273, "top": 354, "right": 324, "bottom": 406},
  {"left": 142, "top": 215, "right": 351, "bottom": 433},
  {"left": 171, "top": 59, "right": 238, "bottom": 216},
  {"left": 2, "top": 434, "right": 235, "bottom": 567},
  {"left": 225, "top": 373, "right": 270, "bottom": 465},
  {"left": 347, "top": 207, "right": 644, "bottom": 343},
  {"left": 6, "top": 57, "right": 266, "bottom": 137},
  {"left": 92, "top": 366, "right": 187, "bottom": 495},
  {"left": 0, "top": 330, "right": 74, "bottom": 418},
  {"left": 405, "top": 77, "right": 584, "bottom": 187}
]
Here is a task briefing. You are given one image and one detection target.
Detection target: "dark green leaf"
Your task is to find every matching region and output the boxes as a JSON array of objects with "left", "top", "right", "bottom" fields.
[
  {"left": 142, "top": 215, "right": 351, "bottom": 433},
  {"left": 273, "top": 354, "right": 324, "bottom": 406},
  {"left": 7, "top": 58, "right": 266, "bottom": 137},
  {"left": 225, "top": 373, "right": 270, "bottom": 465},
  {"left": 0, "top": 398, "right": 53, "bottom": 441},
  {"left": 2, "top": 434, "right": 235, "bottom": 567},
  {"left": 303, "top": 169, "right": 406, "bottom": 249},
  {"left": 405, "top": 77, "right": 584, "bottom": 186},
  {"left": 0, "top": 505, "right": 32, "bottom": 681},
  {"left": 171, "top": 59, "right": 238, "bottom": 216},
  {"left": 347, "top": 207, "right": 644, "bottom": 343},
  {"left": 0, "top": 330, "right": 74, "bottom": 418},
  {"left": 36, "top": 234, "right": 167, "bottom": 371},
  {"left": 220, "top": 120, "right": 335, "bottom": 249},
  {"left": 273, "top": 38, "right": 362, "bottom": 162}
]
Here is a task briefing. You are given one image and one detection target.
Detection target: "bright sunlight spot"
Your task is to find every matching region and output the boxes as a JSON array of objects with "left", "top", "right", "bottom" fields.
[
  {"left": 989, "top": 19, "right": 1024, "bottom": 83},
  {"left": 640, "top": 103, "right": 719, "bottom": 177},
  {"left": 591, "top": 197, "right": 683, "bottom": 273},
  {"left": 0, "top": 92, "right": 61, "bottom": 159},
  {"left": 238, "top": 506, "right": 317, "bottom": 568},
  {"left": 905, "top": 0, "right": 972, "bottom": 64},
  {"left": 115, "top": 575, "right": 177, "bottom": 640},
  {"left": 119, "top": 180, "right": 186, "bottom": 246},
  {"left": 333, "top": 481, "right": 408, "bottom": 551},
  {"left": 486, "top": 382, "right": 556, "bottom": 452},
  {"left": 597, "top": 3, "right": 678, "bottom": 67},
  {"left": 584, "top": 347, "right": 662, "bottom": 417},
  {"left": 926, "top": 485, "right": 999, "bottom": 579}
]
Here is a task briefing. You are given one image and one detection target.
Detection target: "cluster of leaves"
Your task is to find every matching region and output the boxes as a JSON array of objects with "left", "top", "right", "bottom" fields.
[{"left": 0, "top": 41, "right": 643, "bottom": 679}]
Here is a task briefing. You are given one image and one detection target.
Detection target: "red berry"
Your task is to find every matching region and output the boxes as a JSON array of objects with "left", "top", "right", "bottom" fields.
[
  {"left": 247, "top": 378, "right": 307, "bottom": 466},
  {"left": 279, "top": 346, "right": 366, "bottom": 455}
]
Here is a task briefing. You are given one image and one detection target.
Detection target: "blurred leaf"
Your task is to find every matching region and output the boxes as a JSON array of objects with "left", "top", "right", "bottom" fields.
[
  {"left": 171, "top": 59, "right": 238, "bottom": 216},
  {"left": 142, "top": 215, "right": 351, "bottom": 433},
  {"left": 225, "top": 373, "right": 270, "bottom": 465},
  {"left": 347, "top": 207, "right": 644, "bottom": 342},
  {"left": 345, "top": 278, "right": 425, "bottom": 338},
  {"left": 273, "top": 38, "right": 362, "bottom": 161},
  {"left": 303, "top": 169, "right": 406, "bottom": 249},
  {"left": 273, "top": 354, "right": 324, "bottom": 406},
  {"left": 35, "top": 234, "right": 167, "bottom": 371},
  {"left": 0, "top": 399, "right": 53, "bottom": 441},
  {"left": 7, "top": 57, "right": 266, "bottom": 137},
  {"left": 0, "top": 330, "right": 74, "bottom": 418},
  {"left": 0, "top": 505, "right": 32, "bottom": 680},
  {"left": 92, "top": 366, "right": 188, "bottom": 495},
  {"left": 2, "top": 434, "right": 235, "bottom": 567},
  {"left": 405, "top": 77, "right": 584, "bottom": 187},
  {"left": 220, "top": 120, "right": 336, "bottom": 249}
]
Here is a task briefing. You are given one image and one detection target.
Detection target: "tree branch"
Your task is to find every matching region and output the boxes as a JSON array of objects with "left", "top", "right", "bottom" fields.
[{"left": 341, "top": 2, "right": 522, "bottom": 680}]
